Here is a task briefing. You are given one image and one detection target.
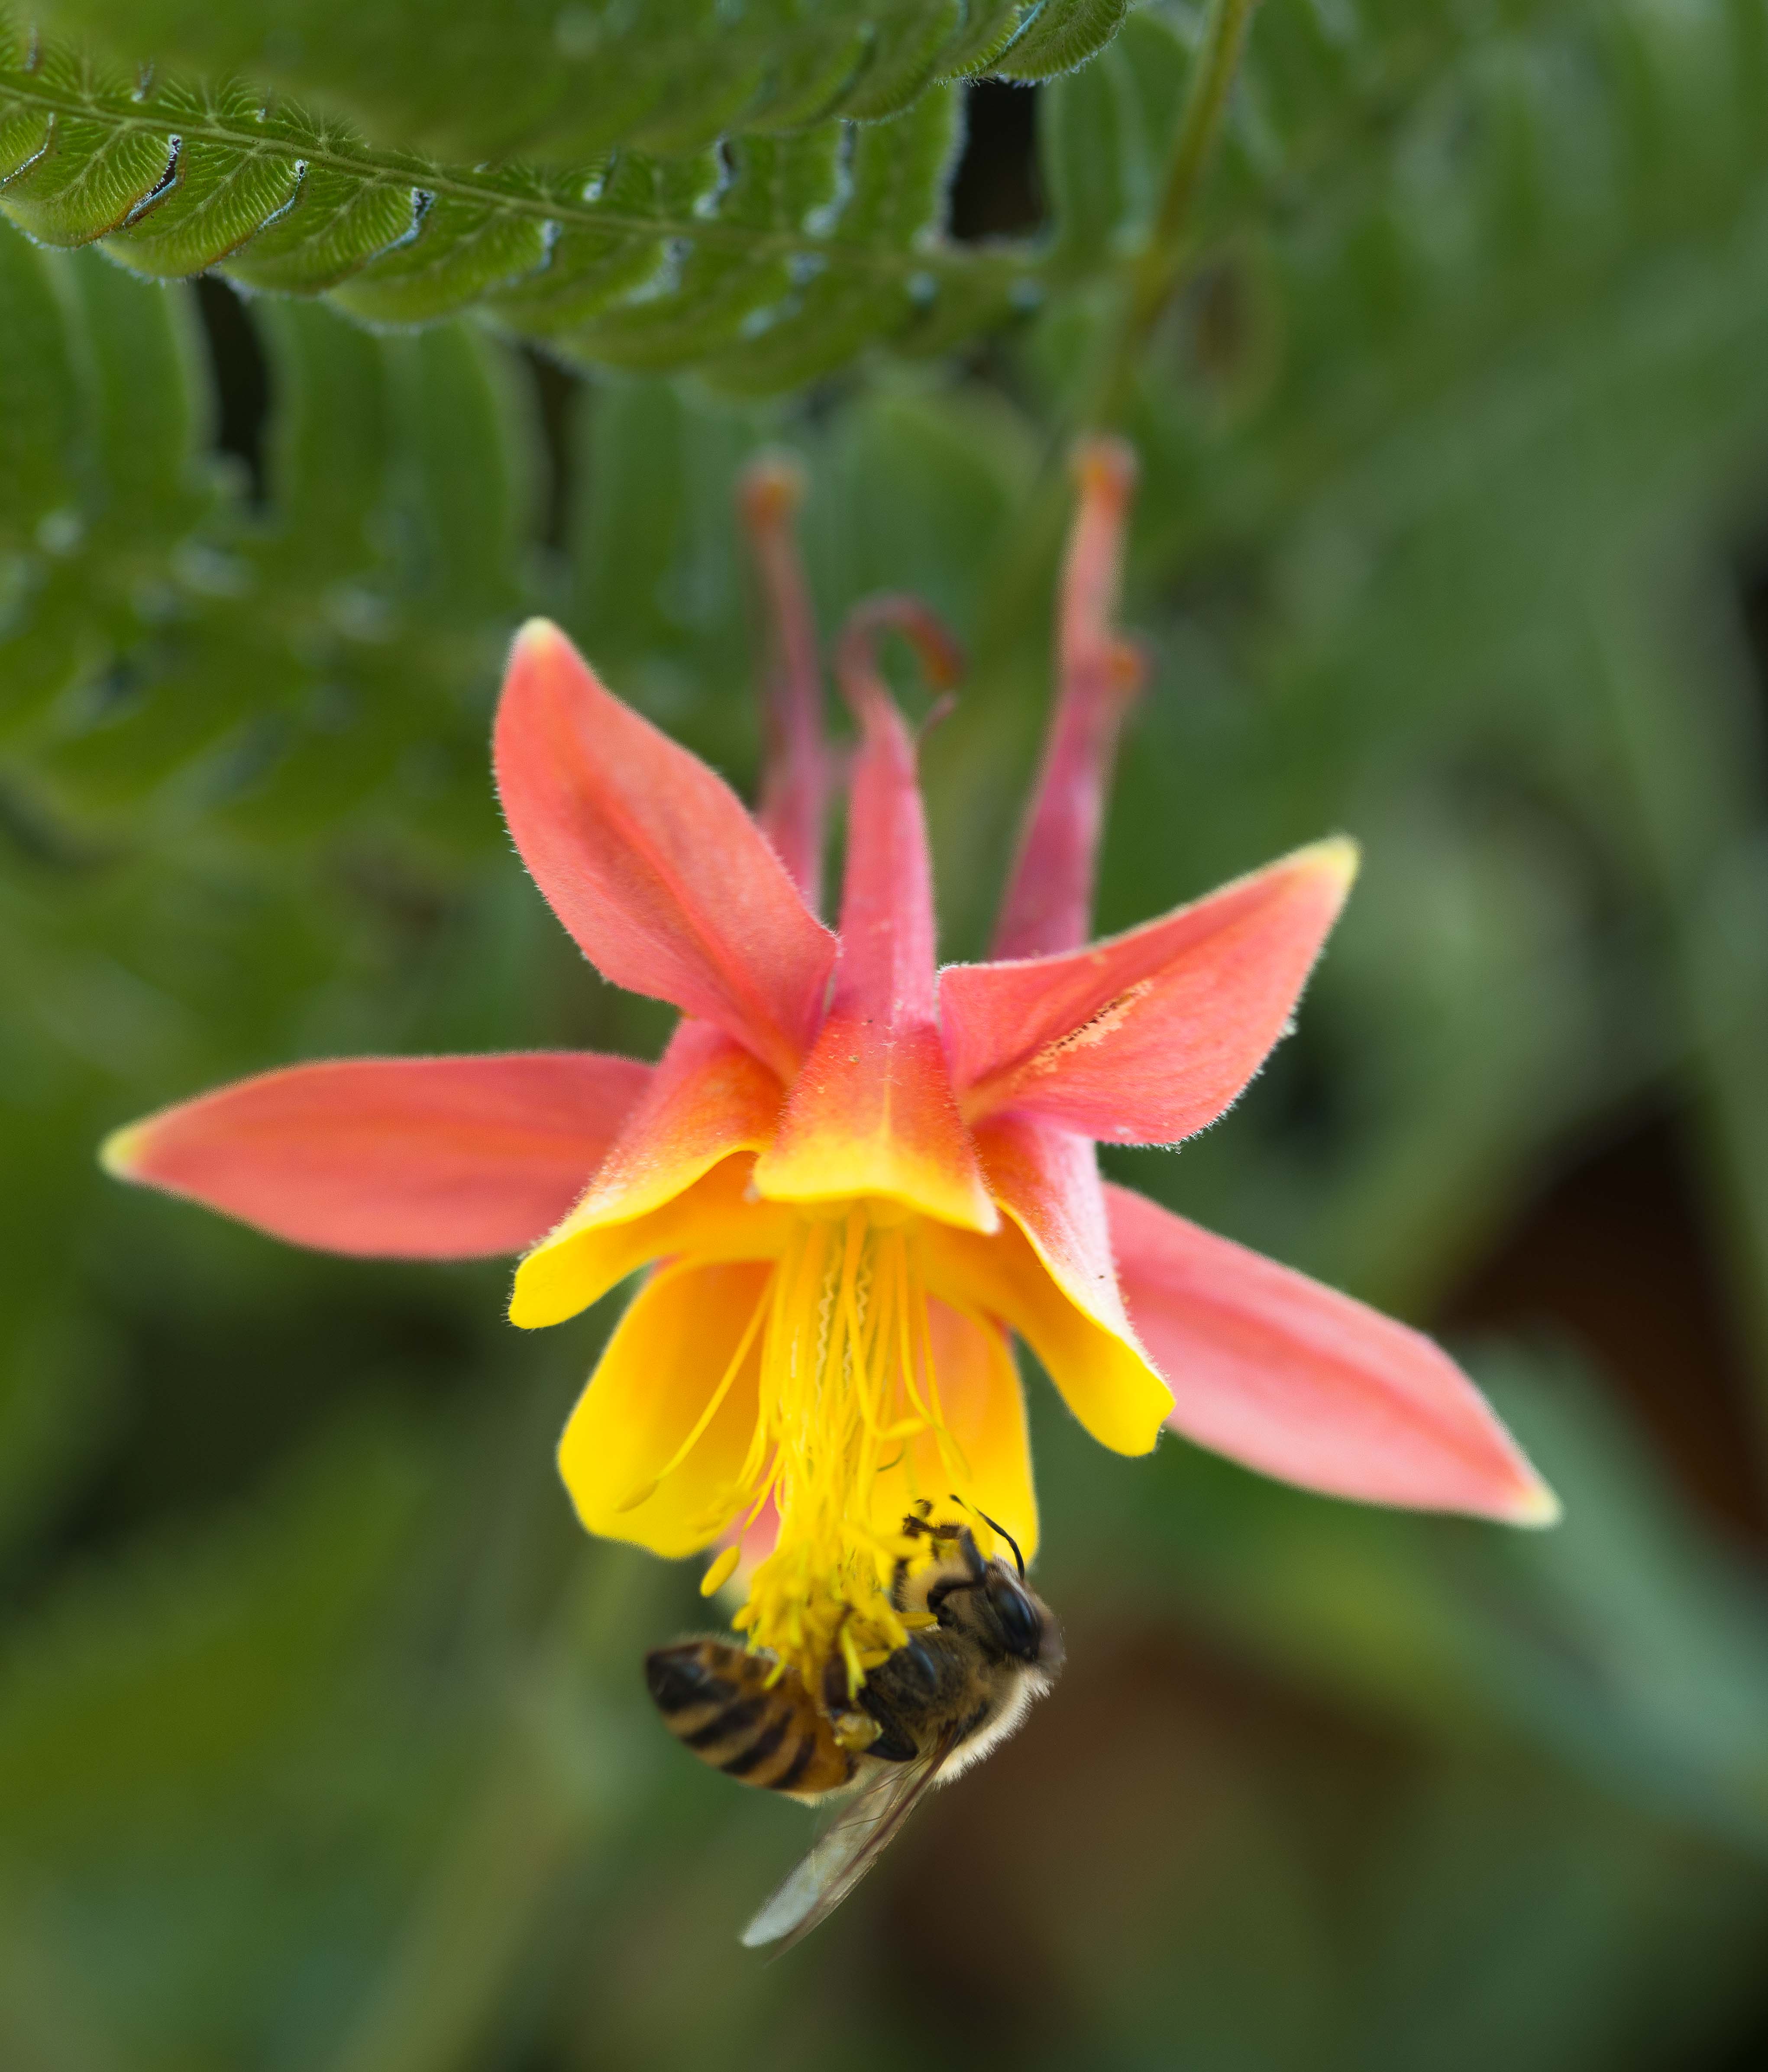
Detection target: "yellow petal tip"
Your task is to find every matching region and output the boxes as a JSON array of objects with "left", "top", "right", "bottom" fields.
[
  {"left": 1506, "top": 1477, "right": 1563, "bottom": 1530},
  {"left": 511, "top": 616, "right": 567, "bottom": 659},
  {"left": 1309, "top": 834, "right": 1362, "bottom": 889},
  {"left": 98, "top": 1123, "right": 145, "bottom": 1179},
  {"left": 506, "top": 1264, "right": 565, "bottom": 1331},
  {"left": 508, "top": 1234, "right": 608, "bottom": 1330}
]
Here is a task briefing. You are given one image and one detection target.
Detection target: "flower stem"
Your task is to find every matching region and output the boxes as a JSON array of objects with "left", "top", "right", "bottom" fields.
[
  {"left": 1131, "top": 0, "right": 1262, "bottom": 340},
  {"left": 1093, "top": 0, "right": 1263, "bottom": 425},
  {"left": 975, "top": 0, "right": 1260, "bottom": 669}
]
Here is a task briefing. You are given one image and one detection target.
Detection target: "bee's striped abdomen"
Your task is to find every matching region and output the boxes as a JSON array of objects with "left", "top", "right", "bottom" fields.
[{"left": 645, "top": 1640, "right": 855, "bottom": 1800}]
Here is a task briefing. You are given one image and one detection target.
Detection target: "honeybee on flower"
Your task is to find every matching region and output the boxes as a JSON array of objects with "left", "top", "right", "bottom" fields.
[{"left": 102, "top": 439, "right": 1556, "bottom": 1935}]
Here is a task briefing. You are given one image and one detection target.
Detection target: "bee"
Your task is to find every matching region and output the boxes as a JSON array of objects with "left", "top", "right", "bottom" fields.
[{"left": 644, "top": 1507, "right": 1063, "bottom": 1949}]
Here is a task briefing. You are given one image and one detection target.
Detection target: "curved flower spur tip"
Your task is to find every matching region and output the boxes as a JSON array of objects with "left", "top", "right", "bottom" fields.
[
  {"left": 993, "top": 435, "right": 1147, "bottom": 964},
  {"left": 1105, "top": 1184, "right": 1561, "bottom": 1527},
  {"left": 1074, "top": 430, "right": 1139, "bottom": 499},
  {"left": 495, "top": 620, "right": 836, "bottom": 1083},
  {"left": 737, "top": 452, "right": 830, "bottom": 910},
  {"left": 736, "top": 448, "right": 808, "bottom": 530},
  {"left": 1063, "top": 435, "right": 1139, "bottom": 649},
  {"left": 943, "top": 835, "right": 1361, "bottom": 1145},
  {"left": 100, "top": 1052, "right": 650, "bottom": 1260},
  {"left": 834, "top": 594, "right": 966, "bottom": 716},
  {"left": 753, "top": 595, "right": 994, "bottom": 1232}
]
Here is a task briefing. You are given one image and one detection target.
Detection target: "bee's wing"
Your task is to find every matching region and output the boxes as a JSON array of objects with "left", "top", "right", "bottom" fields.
[{"left": 740, "top": 1730, "right": 961, "bottom": 1952}]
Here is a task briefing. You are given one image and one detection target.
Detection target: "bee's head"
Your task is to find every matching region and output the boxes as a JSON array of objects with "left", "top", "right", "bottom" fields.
[
  {"left": 920, "top": 1523, "right": 1063, "bottom": 1671},
  {"left": 978, "top": 1558, "right": 1061, "bottom": 1669}
]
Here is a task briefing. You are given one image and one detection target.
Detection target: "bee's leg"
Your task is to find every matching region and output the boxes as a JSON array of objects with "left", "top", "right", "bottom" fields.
[
  {"left": 860, "top": 1634, "right": 950, "bottom": 1762},
  {"left": 857, "top": 1675, "right": 919, "bottom": 1763},
  {"left": 894, "top": 1507, "right": 962, "bottom": 1609},
  {"left": 924, "top": 1531, "right": 990, "bottom": 1623},
  {"left": 860, "top": 1711, "right": 918, "bottom": 1764}
]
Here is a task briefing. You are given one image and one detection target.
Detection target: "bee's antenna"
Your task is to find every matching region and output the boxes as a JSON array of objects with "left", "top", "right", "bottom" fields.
[{"left": 949, "top": 1495, "right": 1025, "bottom": 1581}]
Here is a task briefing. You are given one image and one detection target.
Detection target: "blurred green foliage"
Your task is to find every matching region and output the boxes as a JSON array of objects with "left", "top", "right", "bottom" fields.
[{"left": 5, "top": 0, "right": 1768, "bottom": 2066}]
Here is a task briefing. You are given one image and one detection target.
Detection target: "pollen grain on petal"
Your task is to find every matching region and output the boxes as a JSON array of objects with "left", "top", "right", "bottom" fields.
[{"left": 1019, "top": 978, "right": 1153, "bottom": 1075}]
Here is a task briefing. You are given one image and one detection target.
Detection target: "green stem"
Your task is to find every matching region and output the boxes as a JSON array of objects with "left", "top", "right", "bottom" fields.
[
  {"left": 1092, "top": 0, "right": 1262, "bottom": 425},
  {"left": 1132, "top": 0, "right": 1263, "bottom": 337},
  {"left": 974, "top": 0, "right": 1260, "bottom": 681}
]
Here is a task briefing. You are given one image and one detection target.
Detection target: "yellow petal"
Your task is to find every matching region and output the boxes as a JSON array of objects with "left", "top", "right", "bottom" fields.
[
  {"left": 511, "top": 1153, "right": 793, "bottom": 1329},
  {"left": 557, "top": 1259, "right": 771, "bottom": 1558},
  {"left": 924, "top": 1216, "right": 1169, "bottom": 1456},
  {"left": 509, "top": 1021, "right": 786, "bottom": 1329}
]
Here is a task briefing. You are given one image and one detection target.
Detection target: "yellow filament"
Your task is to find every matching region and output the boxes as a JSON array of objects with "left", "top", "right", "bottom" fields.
[
  {"left": 636, "top": 1202, "right": 975, "bottom": 1700},
  {"left": 614, "top": 1274, "right": 771, "bottom": 1513}
]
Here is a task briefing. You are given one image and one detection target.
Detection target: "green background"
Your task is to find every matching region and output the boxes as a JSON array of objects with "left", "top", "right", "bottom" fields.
[{"left": 4, "top": 1, "right": 1768, "bottom": 2066}]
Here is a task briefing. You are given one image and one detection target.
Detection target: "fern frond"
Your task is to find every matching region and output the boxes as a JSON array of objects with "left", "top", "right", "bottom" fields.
[
  {"left": 28, "top": 0, "right": 1128, "bottom": 162},
  {"left": 0, "top": 19, "right": 1028, "bottom": 387},
  {"left": 0, "top": 242, "right": 520, "bottom": 844}
]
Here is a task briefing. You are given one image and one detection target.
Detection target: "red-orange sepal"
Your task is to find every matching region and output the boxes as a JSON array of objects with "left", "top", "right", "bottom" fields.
[
  {"left": 943, "top": 838, "right": 1358, "bottom": 1144},
  {"left": 1105, "top": 1183, "right": 1559, "bottom": 1523},
  {"left": 495, "top": 621, "right": 837, "bottom": 1082},
  {"left": 101, "top": 1052, "right": 648, "bottom": 1258}
]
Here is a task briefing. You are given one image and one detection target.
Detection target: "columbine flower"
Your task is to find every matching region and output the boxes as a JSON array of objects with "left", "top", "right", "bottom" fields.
[{"left": 103, "top": 443, "right": 1556, "bottom": 1702}]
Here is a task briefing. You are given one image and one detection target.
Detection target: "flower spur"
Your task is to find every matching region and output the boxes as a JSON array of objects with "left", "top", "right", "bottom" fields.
[{"left": 102, "top": 443, "right": 1557, "bottom": 1704}]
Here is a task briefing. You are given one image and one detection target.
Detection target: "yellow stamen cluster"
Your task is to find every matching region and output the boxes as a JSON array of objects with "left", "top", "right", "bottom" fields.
[{"left": 671, "top": 1203, "right": 973, "bottom": 1702}]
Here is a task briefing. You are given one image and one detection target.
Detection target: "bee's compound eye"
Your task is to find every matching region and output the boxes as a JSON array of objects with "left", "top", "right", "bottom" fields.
[{"left": 987, "top": 1571, "right": 1042, "bottom": 1661}]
